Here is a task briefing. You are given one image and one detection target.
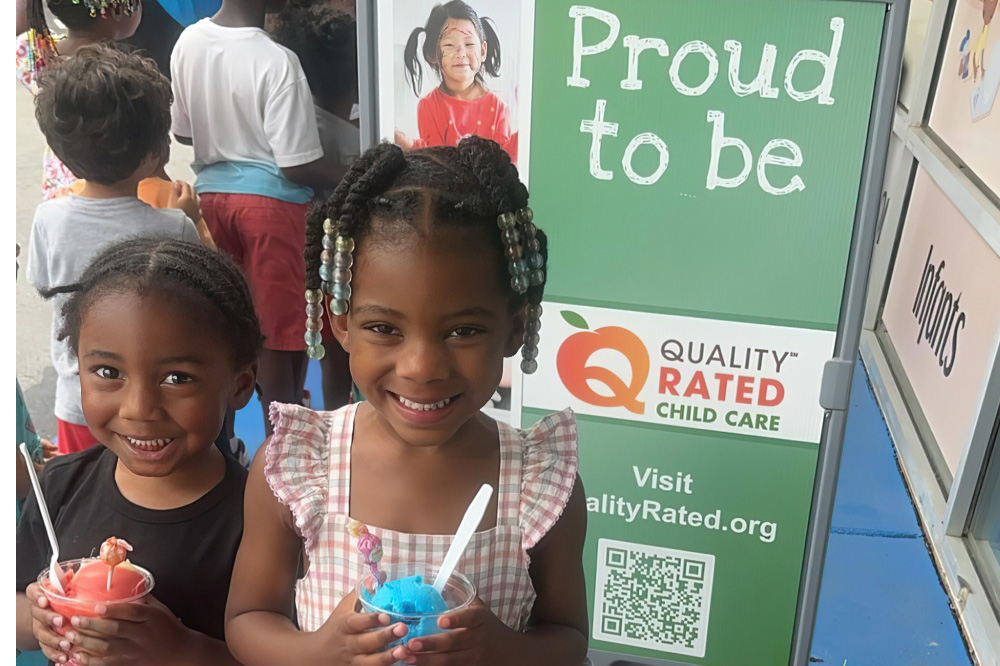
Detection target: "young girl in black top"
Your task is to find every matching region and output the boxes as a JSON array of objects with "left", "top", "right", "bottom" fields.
[{"left": 16, "top": 239, "right": 261, "bottom": 665}]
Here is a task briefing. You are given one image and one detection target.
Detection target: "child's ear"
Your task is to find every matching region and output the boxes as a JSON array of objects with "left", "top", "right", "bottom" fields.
[
  {"left": 331, "top": 314, "right": 352, "bottom": 352},
  {"left": 480, "top": 40, "right": 488, "bottom": 61},
  {"left": 230, "top": 362, "right": 259, "bottom": 410},
  {"left": 504, "top": 306, "right": 527, "bottom": 358}
]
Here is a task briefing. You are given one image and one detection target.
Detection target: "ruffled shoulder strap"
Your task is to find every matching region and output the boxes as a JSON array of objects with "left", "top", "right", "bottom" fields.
[
  {"left": 265, "top": 402, "right": 336, "bottom": 554},
  {"left": 517, "top": 409, "right": 579, "bottom": 551}
]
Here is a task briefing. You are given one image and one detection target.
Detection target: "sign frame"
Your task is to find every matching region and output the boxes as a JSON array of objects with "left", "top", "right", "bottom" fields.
[{"left": 354, "top": 0, "right": 910, "bottom": 662}]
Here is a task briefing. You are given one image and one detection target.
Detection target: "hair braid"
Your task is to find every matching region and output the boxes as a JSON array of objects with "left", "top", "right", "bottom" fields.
[
  {"left": 454, "top": 137, "right": 545, "bottom": 307},
  {"left": 304, "top": 143, "right": 408, "bottom": 292},
  {"left": 48, "top": 238, "right": 263, "bottom": 367}
]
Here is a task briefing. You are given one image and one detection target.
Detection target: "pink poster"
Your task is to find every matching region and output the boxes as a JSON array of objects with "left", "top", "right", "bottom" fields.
[
  {"left": 883, "top": 169, "right": 1000, "bottom": 474},
  {"left": 929, "top": 0, "right": 1000, "bottom": 195}
]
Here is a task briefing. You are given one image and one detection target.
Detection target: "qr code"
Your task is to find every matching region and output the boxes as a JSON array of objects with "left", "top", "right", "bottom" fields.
[{"left": 593, "top": 538, "right": 715, "bottom": 657}]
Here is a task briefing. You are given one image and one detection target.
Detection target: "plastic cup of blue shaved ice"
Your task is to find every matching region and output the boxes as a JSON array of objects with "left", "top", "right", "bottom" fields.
[{"left": 357, "top": 562, "right": 476, "bottom": 650}]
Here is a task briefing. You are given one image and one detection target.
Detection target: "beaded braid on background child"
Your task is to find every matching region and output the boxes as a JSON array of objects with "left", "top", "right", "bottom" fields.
[
  {"left": 17, "top": 0, "right": 142, "bottom": 200},
  {"left": 225, "top": 136, "right": 587, "bottom": 666},
  {"left": 394, "top": 1, "right": 518, "bottom": 163}
]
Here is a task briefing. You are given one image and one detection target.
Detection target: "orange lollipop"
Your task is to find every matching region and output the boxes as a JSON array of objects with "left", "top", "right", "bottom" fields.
[{"left": 100, "top": 537, "right": 133, "bottom": 590}]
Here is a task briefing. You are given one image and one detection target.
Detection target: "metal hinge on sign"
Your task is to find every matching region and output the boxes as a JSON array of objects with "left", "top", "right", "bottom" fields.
[{"left": 819, "top": 359, "right": 854, "bottom": 411}]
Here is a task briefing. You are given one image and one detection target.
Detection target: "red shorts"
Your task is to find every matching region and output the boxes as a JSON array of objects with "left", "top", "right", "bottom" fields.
[
  {"left": 200, "top": 193, "right": 308, "bottom": 351},
  {"left": 57, "top": 419, "right": 99, "bottom": 454}
]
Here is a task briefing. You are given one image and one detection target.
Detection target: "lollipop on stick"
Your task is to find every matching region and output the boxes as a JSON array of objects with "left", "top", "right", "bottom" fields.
[
  {"left": 347, "top": 520, "right": 386, "bottom": 590},
  {"left": 100, "top": 537, "right": 133, "bottom": 591}
]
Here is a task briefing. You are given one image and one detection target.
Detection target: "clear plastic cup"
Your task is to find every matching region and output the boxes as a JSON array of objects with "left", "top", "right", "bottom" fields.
[
  {"left": 356, "top": 563, "right": 475, "bottom": 649},
  {"left": 38, "top": 558, "right": 154, "bottom": 665}
]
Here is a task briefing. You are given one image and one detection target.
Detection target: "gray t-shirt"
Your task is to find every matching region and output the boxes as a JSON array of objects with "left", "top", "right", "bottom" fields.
[{"left": 26, "top": 195, "right": 200, "bottom": 425}]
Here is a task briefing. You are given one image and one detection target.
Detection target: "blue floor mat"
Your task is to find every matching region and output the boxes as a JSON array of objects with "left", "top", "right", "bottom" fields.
[{"left": 810, "top": 360, "right": 971, "bottom": 665}]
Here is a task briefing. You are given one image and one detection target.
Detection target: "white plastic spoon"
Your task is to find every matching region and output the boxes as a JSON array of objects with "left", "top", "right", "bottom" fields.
[
  {"left": 19, "top": 443, "right": 66, "bottom": 594},
  {"left": 432, "top": 483, "right": 493, "bottom": 593}
]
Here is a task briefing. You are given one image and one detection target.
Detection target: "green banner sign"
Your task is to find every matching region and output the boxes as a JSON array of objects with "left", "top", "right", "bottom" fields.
[{"left": 519, "top": 1, "right": 887, "bottom": 663}]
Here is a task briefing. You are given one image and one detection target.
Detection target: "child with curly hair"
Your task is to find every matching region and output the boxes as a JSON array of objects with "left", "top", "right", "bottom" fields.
[
  {"left": 26, "top": 45, "right": 202, "bottom": 454},
  {"left": 15, "top": 0, "right": 142, "bottom": 200}
]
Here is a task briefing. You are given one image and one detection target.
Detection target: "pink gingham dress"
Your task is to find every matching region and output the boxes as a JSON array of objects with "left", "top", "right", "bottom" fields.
[{"left": 265, "top": 402, "right": 578, "bottom": 632}]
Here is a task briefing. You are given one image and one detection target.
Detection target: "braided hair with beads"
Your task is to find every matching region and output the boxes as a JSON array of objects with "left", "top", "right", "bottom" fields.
[
  {"left": 24, "top": 0, "right": 139, "bottom": 77},
  {"left": 303, "top": 136, "right": 547, "bottom": 373},
  {"left": 40, "top": 238, "right": 263, "bottom": 367}
]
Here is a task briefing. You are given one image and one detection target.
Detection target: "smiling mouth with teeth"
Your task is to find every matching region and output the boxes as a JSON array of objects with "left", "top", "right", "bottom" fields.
[
  {"left": 121, "top": 434, "right": 176, "bottom": 450},
  {"left": 394, "top": 394, "right": 454, "bottom": 411}
]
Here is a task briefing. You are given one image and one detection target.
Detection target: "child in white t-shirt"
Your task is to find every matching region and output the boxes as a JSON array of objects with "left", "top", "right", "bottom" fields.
[
  {"left": 171, "top": 0, "right": 343, "bottom": 434},
  {"left": 26, "top": 46, "right": 202, "bottom": 454}
]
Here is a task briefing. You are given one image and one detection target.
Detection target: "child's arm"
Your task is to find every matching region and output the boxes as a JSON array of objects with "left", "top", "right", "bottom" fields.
[
  {"left": 225, "top": 443, "right": 409, "bottom": 666},
  {"left": 280, "top": 158, "right": 348, "bottom": 193},
  {"left": 166, "top": 180, "right": 201, "bottom": 225},
  {"left": 404, "top": 477, "right": 590, "bottom": 666}
]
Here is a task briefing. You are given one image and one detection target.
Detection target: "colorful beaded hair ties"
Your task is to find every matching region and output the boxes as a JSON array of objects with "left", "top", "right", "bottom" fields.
[
  {"left": 305, "top": 208, "right": 546, "bottom": 373},
  {"left": 26, "top": 0, "right": 138, "bottom": 77},
  {"left": 305, "top": 218, "right": 354, "bottom": 360},
  {"left": 498, "top": 207, "right": 545, "bottom": 374},
  {"left": 76, "top": 0, "right": 139, "bottom": 19}
]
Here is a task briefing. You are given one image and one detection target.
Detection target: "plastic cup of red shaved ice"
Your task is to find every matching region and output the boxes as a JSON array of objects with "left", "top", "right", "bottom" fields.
[{"left": 39, "top": 558, "right": 154, "bottom": 665}]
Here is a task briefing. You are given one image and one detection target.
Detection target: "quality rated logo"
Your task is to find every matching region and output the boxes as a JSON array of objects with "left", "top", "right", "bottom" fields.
[{"left": 556, "top": 310, "right": 649, "bottom": 414}]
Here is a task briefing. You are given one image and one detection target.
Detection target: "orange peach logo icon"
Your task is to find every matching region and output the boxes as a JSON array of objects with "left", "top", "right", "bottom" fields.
[{"left": 556, "top": 311, "right": 649, "bottom": 414}]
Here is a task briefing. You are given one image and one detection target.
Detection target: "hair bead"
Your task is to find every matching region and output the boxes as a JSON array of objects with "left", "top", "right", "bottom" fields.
[
  {"left": 335, "top": 236, "right": 355, "bottom": 253},
  {"left": 331, "top": 283, "right": 351, "bottom": 301},
  {"left": 497, "top": 212, "right": 517, "bottom": 230}
]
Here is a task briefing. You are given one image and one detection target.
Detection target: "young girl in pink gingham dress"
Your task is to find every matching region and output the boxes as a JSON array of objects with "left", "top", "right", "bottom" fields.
[
  {"left": 265, "top": 401, "right": 577, "bottom": 632},
  {"left": 227, "top": 138, "right": 588, "bottom": 666}
]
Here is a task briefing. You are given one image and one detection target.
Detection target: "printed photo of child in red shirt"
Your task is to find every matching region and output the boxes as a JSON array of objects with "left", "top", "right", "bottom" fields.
[{"left": 394, "top": 0, "right": 518, "bottom": 163}]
